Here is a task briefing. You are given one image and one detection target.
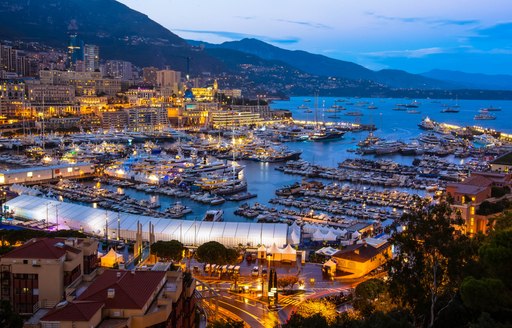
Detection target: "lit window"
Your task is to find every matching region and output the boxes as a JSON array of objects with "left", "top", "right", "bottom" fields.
[
  {"left": 470, "top": 207, "right": 475, "bottom": 215},
  {"left": 470, "top": 217, "right": 474, "bottom": 225},
  {"left": 67, "top": 167, "right": 73, "bottom": 173},
  {"left": 27, "top": 172, "right": 33, "bottom": 177}
]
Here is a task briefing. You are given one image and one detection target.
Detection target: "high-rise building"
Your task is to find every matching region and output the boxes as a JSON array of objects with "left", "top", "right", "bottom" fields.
[
  {"left": 84, "top": 44, "right": 99, "bottom": 72},
  {"left": 67, "top": 32, "right": 84, "bottom": 70},
  {"left": 0, "top": 44, "right": 18, "bottom": 72},
  {"left": 105, "top": 60, "right": 133, "bottom": 80}
]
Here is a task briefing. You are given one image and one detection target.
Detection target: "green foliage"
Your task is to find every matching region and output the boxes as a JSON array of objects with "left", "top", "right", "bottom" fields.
[
  {"left": 282, "top": 312, "right": 329, "bottom": 328},
  {"left": 491, "top": 186, "right": 510, "bottom": 198},
  {"left": 461, "top": 277, "right": 512, "bottom": 313},
  {"left": 277, "top": 275, "right": 299, "bottom": 291},
  {"left": 478, "top": 229, "right": 512, "bottom": 288},
  {"left": 0, "top": 229, "right": 87, "bottom": 245},
  {"left": 477, "top": 199, "right": 511, "bottom": 216},
  {"left": 353, "top": 278, "right": 388, "bottom": 317},
  {"left": 150, "top": 240, "right": 184, "bottom": 262},
  {"left": 209, "top": 318, "right": 244, "bottom": 328},
  {"left": 0, "top": 301, "right": 23, "bottom": 328},
  {"left": 196, "top": 241, "right": 238, "bottom": 265},
  {"left": 387, "top": 200, "right": 477, "bottom": 327},
  {"left": 294, "top": 299, "right": 338, "bottom": 325}
]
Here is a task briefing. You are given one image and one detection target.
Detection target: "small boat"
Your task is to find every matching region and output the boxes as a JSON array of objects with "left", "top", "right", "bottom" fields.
[
  {"left": 298, "top": 104, "right": 309, "bottom": 110},
  {"left": 203, "top": 209, "right": 224, "bottom": 222},
  {"left": 481, "top": 106, "right": 501, "bottom": 111},
  {"left": 474, "top": 113, "right": 496, "bottom": 120},
  {"left": 344, "top": 111, "right": 363, "bottom": 116},
  {"left": 407, "top": 110, "right": 421, "bottom": 114},
  {"left": 210, "top": 196, "right": 226, "bottom": 205},
  {"left": 165, "top": 201, "right": 192, "bottom": 218},
  {"left": 441, "top": 107, "right": 459, "bottom": 113}
]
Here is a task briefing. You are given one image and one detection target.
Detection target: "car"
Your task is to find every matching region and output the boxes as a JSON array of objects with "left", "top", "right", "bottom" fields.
[
  {"left": 251, "top": 266, "right": 259, "bottom": 277},
  {"left": 262, "top": 268, "right": 268, "bottom": 276}
]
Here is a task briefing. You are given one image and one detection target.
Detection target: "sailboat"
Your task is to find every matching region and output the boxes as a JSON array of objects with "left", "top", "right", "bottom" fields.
[{"left": 309, "top": 97, "right": 344, "bottom": 141}]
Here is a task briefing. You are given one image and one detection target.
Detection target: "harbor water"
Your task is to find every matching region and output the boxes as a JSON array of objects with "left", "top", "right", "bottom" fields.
[{"left": 90, "top": 96, "right": 512, "bottom": 221}]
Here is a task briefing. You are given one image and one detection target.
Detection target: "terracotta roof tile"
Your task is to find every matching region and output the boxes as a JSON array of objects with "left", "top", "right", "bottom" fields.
[
  {"left": 77, "top": 270, "right": 166, "bottom": 309},
  {"left": 1, "top": 238, "right": 79, "bottom": 259},
  {"left": 41, "top": 301, "right": 103, "bottom": 322}
]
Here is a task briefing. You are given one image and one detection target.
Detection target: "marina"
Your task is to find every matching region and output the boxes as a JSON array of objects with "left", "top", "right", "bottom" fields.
[{"left": 1, "top": 96, "right": 512, "bottom": 239}]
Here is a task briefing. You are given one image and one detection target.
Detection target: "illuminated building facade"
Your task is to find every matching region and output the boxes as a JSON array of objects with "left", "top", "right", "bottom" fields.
[{"left": 83, "top": 44, "right": 99, "bottom": 72}]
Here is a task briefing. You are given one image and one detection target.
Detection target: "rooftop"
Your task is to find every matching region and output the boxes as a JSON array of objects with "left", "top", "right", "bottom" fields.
[
  {"left": 1, "top": 238, "right": 81, "bottom": 260},
  {"left": 41, "top": 301, "right": 104, "bottom": 322},
  {"left": 333, "top": 242, "right": 390, "bottom": 263},
  {"left": 76, "top": 270, "right": 167, "bottom": 309}
]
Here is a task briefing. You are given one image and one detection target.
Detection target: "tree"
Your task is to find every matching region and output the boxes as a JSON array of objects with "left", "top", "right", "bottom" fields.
[
  {"left": 150, "top": 240, "right": 184, "bottom": 261},
  {"left": 386, "top": 200, "right": 478, "bottom": 327},
  {"left": 353, "top": 278, "right": 393, "bottom": 317},
  {"left": 282, "top": 312, "right": 329, "bottom": 328},
  {"left": 210, "top": 318, "right": 244, "bottom": 328},
  {"left": 0, "top": 301, "right": 23, "bottom": 328},
  {"left": 196, "top": 241, "right": 231, "bottom": 265},
  {"left": 295, "top": 299, "right": 338, "bottom": 325},
  {"left": 277, "top": 275, "right": 299, "bottom": 291}
]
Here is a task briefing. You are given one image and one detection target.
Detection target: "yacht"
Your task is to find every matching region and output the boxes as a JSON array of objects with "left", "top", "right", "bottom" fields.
[
  {"left": 441, "top": 107, "right": 459, "bottom": 113},
  {"left": 309, "top": 128, "right": 345, "bottom": 141},
  {"left": 474, "top": 113, "right": 496, "bottom": 120},
  {"left": 481, "top": 106, "right": 501, "bottom": 111},
  {"left": 418, "top": 117, "right": 435, "bottom": 130},
  {"left": 418, "top": 133, "right": 442, "bottom": 145},
  {"left": 165, "top": 201, "right": 192, "bottom": 218},
  {"left": 344, "top": 111, "right": 363, "bottom": 116},
  {"left": 203, "top": 209, "right": 224, "bottom": 222}
]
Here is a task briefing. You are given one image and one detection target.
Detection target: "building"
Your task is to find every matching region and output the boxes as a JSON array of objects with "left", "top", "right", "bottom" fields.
[
  {"left": 126, "top": 107, "right": 170, "bottom": 131},
  {"left": 0, "top": 79, "right": 27, "bottom": 117},
  {"left": 142, "top": 67, "right": 158, "bottom": 85},
  {"left": 0, "top": 237, "right": 99, "bottom": 314},
  {"left": 39, "top": 266, "right": 196, "bottom": 328},
  {"left": 38, "top": 70, "right": 121, "bottom": 97},
  {"left": 105, "top": 60, "right": 134, "bottom": 80},
  {"left": 101, "top": 110, "right": 129, "bottom": 131},
  {"left": 490, "top": 151, "right": 512, "bottom": 173},
  {"left": 83, "top": 44, "right": 99, "bottom": 72},
  {"left": 331, "top": 239, "right": 391, "bottom": 279},
  {"left": 125, "top": 86, "right": 158, "bottom": 106},
  {"left": 67, "top": 32, "right": 84, "bottom": 70},
  {"left": 447, "top": 172, "right": 512, "bottom": 235},
  {"left": 209, "top": 109, "right": 265, "bottom": 128},
  {"left": 0, "top": 163, "right": 95, "bottom": 185},
  {"left": 0, "top": 44, "right": 18, "bottom": 73}
]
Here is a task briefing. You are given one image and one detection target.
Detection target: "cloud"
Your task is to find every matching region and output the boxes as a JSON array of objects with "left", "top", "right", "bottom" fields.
[
  {"left": 471, "top": 21, "right": 512, "bottom": 40},
  {"left": 276, "top": 19, "right": 331, "bottom": 29},
  {"left": 365, "top": 47, "right": 446, "bottom": 58},
  {"left": 366, "top": 12, "right": 479, "bottom": 27},
  {"left": 235, "top": 16, "right": 256, "bottom": 20},
  {"left": 174, "top": 29, "right": 299, "bottom": 44}
]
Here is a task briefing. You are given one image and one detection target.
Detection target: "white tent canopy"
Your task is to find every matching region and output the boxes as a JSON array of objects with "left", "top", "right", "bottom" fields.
[{"left": 6, "top": 195, "right": 289, "bottom": 247}]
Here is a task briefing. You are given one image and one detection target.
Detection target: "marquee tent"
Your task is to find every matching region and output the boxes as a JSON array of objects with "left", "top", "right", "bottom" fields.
[{"left": 6, "top": 195, "right": 290, "bottom": 247}]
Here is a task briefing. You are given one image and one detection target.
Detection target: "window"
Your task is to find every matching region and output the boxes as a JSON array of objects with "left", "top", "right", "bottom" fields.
[
  {"left": 23, "top": 260, "right": 28, "bottom": 264},
  {"left": 27, "top": 172, "right": 33, "bottom": 178}
]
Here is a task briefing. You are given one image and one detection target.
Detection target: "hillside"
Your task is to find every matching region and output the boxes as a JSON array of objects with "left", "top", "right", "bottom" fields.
[
  {"left": 0, "top": 0, "right": 223, "bottom": 73},
  {"left": 205, "top": 38, "right": 457, "bottom": 89},
  {"left": 421, "top": 69, "right": 512, "bottom": 91}
]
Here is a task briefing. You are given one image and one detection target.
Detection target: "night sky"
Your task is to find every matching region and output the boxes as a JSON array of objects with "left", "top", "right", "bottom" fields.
[{"left": 118, "top": 0, "right": 512, "bottom": 75}]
